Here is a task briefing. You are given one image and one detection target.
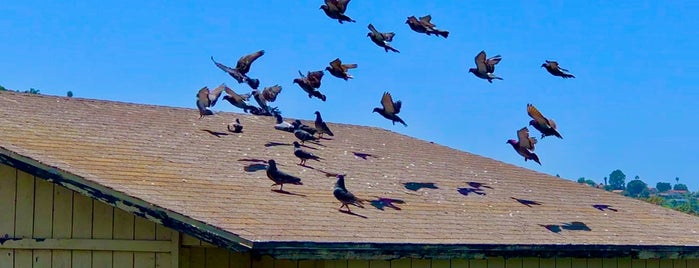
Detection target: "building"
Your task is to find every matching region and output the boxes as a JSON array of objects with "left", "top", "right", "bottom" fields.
[{"left": 0, "top": 91, "right": 698, "bottom": 268}]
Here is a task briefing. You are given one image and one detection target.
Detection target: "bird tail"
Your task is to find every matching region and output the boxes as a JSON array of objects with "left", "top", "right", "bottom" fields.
[
  {"left": 530, "top": 153, "right": 541, "bottom": 165},
  {"left": 385, "top": 45, "right": 400, "bottom": 53},
  {"left": 343, "top": 64, "right": 358, "bottom": 69},
  {"left": 436, "top": 30, "right": 449, "bottom": 38},
  {"left": 562, "top": 73, "right": 575, "bottom": 79},
  {"left": 396, "top": 117, "right": 408, "bottom": 127}
]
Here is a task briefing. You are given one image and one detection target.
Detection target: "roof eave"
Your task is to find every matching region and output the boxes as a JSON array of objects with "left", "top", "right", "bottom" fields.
[{"left": 0, "top": 148, "right": 253, "bottom": 252}]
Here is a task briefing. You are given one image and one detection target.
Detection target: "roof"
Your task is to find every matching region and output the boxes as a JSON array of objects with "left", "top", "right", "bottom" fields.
[{"left": 1, "top": 91, "right": 698, "bottom": 259}]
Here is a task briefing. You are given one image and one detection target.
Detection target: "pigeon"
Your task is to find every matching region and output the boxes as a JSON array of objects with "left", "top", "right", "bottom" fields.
[
  {"left": 468, "top": 50, "right": 503, "bottom": 83},
  {"left": 305, "top": 70, "right": 324, "bottom": 89},
  {"left": 314, "top": 111, "right": 334, "bottom": 138},
  {"left": 293, "top": 120, "right": 317, "bottom": 135},
  {"left": 320, "top": 0, "right": 355, "bottom": 24},
  {"left": 210, "top": 54, "right": 262, "bottom": 90},
  {"left": 252, "top": 85, "right": 282, "bottom": 114},
  {"left": 506, "top": 127, "right": 541, "bottom": 165},
  {"left": 527, "top": 103, "right": 563, "bottom": 139},
  {"left": 266, "top": 159, "right": 303, "bottom": 191},
  {"left": 406, "top": 15, "right": 449, "bottom": 38},
  {"left": 196, "top": 86, "right": 225, "bottom": 118},
  {"left": 220, "top": 84, "right": 256, "bottom": 113},
  {"left": 293, "top": 141, "right": 322, "bottom": 165},
  {"left": 325, "top": 58, "right": 357, "bottom": 80},
  {"left": 373, "top": 92, "right": 407, "bottom": 126},
  {"left": 467, "top": 182, "right": 493, "bottom": 189},
  {"left": 293, "top": 123, "right": 319, "bottom": 144},
  {"left": 273, "top": 113, "right": 295, "bottom": 132},
  {"left": 367, "top": 24, "right": 400, "bottom": 53},
  {"left": 334, "top": 174, "right": 364, "bottom": 212},
  {"left": 228, "top": 118, "right": 243, "bottom": 133},
  {"left": 293, "top": 71, "right": 327, "bottom": 101},
  {"left": 235, "top": 50, "right": 265, "bottom": 75},
  {"left": 542, "top": 60, "right": 575, "bottom": 79}
]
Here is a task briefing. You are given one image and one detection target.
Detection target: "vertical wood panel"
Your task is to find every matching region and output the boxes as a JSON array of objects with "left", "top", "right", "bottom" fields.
[
  {"left": 432, "top": 259, "right": 450, "bottom": 268},
  {"left": 368, "top": 260, "right": 390, "bottom": 268},
  {"left": 603, "top": 258, "right": 617, "bottom": 268},
  {"left": 488, "top": 257, "right": 504, "bottom": 268},
  {"left": 451, "top": 259, "right": 469, "bottom": 268},
  {"left": 630, "top": 259, "right": 645, "bottom": 268},
  {"left": 587, "top": 259, "right": 602, "bottom": 268},
  {"left": 189, "top": 247, "right": 205, "bottom": 268},
  {"left": 52, "top": 185, "right": 73, "bottom": 268},
  {"left": 539, "top": 258, "right": 555, "bottom": 268},
  {"left": 72, "top": 192, "right": 93, "bottom": 267},
  {"left": 469, "top": 259, "right": 487, "bottom": 268},
  {"left": 251, "top": 255, "right": 274, "bottom": 268},
  {"left": 686, "top": 259, "right": 699, "bottom": 268},
  {"left": 658, "top": 259, "right": 672, "bottom": 268},
  {"left": 645, "top": 259, "right": 659, "bottom": 268},
  {"left": 155, "top": 224, "right": 173, "bottom": 268},
  {"left": 672, "top": 259, "right": 686, "bottom": 268},
  {"left": 92, "top": 200, "right": 114, "bottom": 268},
  {"left": 617, "top": 258, "right": 631, "bottom": 268},
  {"left": 556, "top": 258, "right": 572, "bottom": 268},
  {"left": 113, "top": 208, "right": 134, "bottom": 268},
  {"left": 179, "top": 247, "right": 191, "bottom": 268},
  {"left": 206, "top": 247, "right": 230, "bottom": 268},
  {"left": 412, "top": 259, "right": 431, "bottom": 268},
  {"left": 230, "top": 252, "right": 251, "bottom": 268},
  {"left": 33, "top": 178, "right": 54, "bottom": 267},
  {"left": 348, "top": 260, "right": 369, "bottom": 268},
  {"left": 134, "top": 216, "right": 156, "bottom": 268},
  {"left": 14, "top": 171, "right": 35, "bottom": 267},
  {"left": 571, "top": 258, "right": 587, "bottom": 268},
  {"left": 390, "top": 258, "right": 410, "bottom": 268},
  {"left": 0, "top": 165, "right": 16, "bottom": 267},
  {"left": 522, "top": 258, "right": 539, "bottom": 268}
]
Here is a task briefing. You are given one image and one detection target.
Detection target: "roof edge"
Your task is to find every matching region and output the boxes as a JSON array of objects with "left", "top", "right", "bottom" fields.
[
  {"left": 0, "top": 147, "right": 253, "bottom": 252},
  {"left": 251, "top": 241, "right": 699, "bottom": 260}
]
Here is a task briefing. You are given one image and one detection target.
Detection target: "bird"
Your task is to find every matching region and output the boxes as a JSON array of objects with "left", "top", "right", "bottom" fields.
[
  {"left": 220, "top": 84, "right": 256, "bottom": 113},
  {"left": 293, "top": 123, "right": 319, "bottom": 144},
  {"left": 266, "top": 159, "right": 303, "bottom": 191},
  {"left": 314, "top": 111, "right": 334, "bottom": 138},
  {"left": 405, "top": 15, "right": 449, "bottom": 38},
  {"left": 196, "top": 86, "right": 225, "bottom": 118},
  {"left": 252, "top": 85, "right": 282, "bottom": 114},
  {"left": 367, "top": 24, "right": 400, "bottom": 53},
  {"left": 228, "top": 118, "right": 243, "bottom": 133},
  {"left": 506, "top": 127, "right": 541, "bottom": 165},
  {"left": 468, "top": 50, "right": 503, "bottom": 83},
  {"left": 527, "top": 103, "right": 563, "bottom": 139},
  {"left": 210, "top": 52, "right": 264, "bottom": 89},
  {"left": 333, "top": 174, "right": 364, "bottom": 212},
  {"left": 273, "top": 113, "right": 295, "bottom": 132},
  {"left": 542, "top": 60, "right": 575, "bottom": 78},
  {"left": 235, "top": 50, "right": 265, "bottom": 75},
  {"left": 467, "top": 182, "right": 493, "bottom": 189},
  {"left": 293, "top": 120, "right": 317, "bottom": 135},
  {"left": 325, "top": 58, "right": 357, "bottom": 80},
  {"left": 293, "top": 141, "right": 322, "bottom": 166},
  {"left": 293, "top": 71, "right": 326, "bottom": 101},
  {"left": 320, "top": 0, "right": 355, "bottom": 24},
  {"left": 373, "top": 92, "right": 407, "bottom": 126}
]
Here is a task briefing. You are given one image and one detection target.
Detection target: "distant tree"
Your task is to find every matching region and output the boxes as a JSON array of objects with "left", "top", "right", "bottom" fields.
[
  {"left": 577, "top": 177, "right": 585, "bottom": 183},
  {"left": 0, "top": 85, "right": 6, "bottom": 91},
  {"left": 674, "top": 184, "right": 689, "bottom": 191},
  {"left": 639, "top": 188, "right": 651, "bottom": 198},
  {"left": 24, "top": 88, "right": 40, "bottom": 94},
  {"left": 626, "top": 179, "right": 647, "bottom": 197},
  {"left": 656, "top": 182, "right": 672, "bottom": 193},
  {"left": 67, "top": 91, "right": 73, "bottom": 97},
  {"left": 585, "top": 179, "right": 596, "bottom": 187},
  {"left": 676, "top": 177, "right": 680, "bottom": 184},
  {"left": 608, "top": 170, "right": 626, "bottom": 190},
  {"left": 603, "top": 177, "right": 608, "bottom": 185}
]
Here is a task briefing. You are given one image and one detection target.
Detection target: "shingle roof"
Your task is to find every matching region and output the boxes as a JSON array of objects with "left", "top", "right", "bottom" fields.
[{"left": 1, "top": 91, "right": 698, "bottom": 257}]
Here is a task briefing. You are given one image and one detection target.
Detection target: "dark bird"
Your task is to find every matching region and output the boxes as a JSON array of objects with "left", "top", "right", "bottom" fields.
[
  {"left": 210, "top": 53, "right": 263, "bottom": 89},
  {"left": 306, "top": 70, "right": 325, "bottom": 89},
  {"left": 273, "top": 113, "right": 295, "bottom": 132},
  {"left": 511, "top": 197, "right": 542, "bottom": 207},
  {"left": 293, "top": 123, "right": 319, "bottom": 144},
  {"left": 406, "top": 15, "right": 449, "bottom": 38},
  {"left": 314, "top": 111, "right": 334, "bottom": 138},
  {"left": 527, "top": 103, "right": 563, "bottom": 139},
  {"left": 252, "top": 85, "right": 282, "bottom": 114},
  {"left": 293, "top": 141, "right": 322, "bottom": 166},
  {"left": 220, "top": 84, "right": 256, "bottom": 113},
  {"left": 196, "top": 86, "right": 225, "bottom": 118},
  {"left": 326, "top": 58, "right": 357, "bottom": 80},
  {"left": 293, "top": 71, "right": 327, "bottom": 101},
  {"left": 235, "top": 50, "right": 265, "bottom": 75},
  {"left": 467, "top": 181, "right": 493, "bottom": 189},
  {"left": 542, "top": 60, "right": 575, "bottom": 78},
  {"left": 334, "top": 174, "right": 364, "bottom": 212},
  {"left": 320, "top": 0, "right": 355, "bottom": 24},
  {"left": 593, "top": 204, "right": 618, "bottom": 212},
  {"left": 228, "top": 118, "right": 243, "bottom": 133},
  {"left": 373, "top": 92, "right": 407, "bottom": 126},
  {"left": 468, "top": 50, "right": 503, "bottom": 83},
  {"left": 266, "top": 159, "right": 303, "bottom": 191},
  {"left": 367, "top": 24, "right": 400, "bottom": 53},
  {"left": 293, "top": 120, "right": 317, "bottom": 135},
  {"left": 506, "top": 127, "right": 541, "bottom": 165}
]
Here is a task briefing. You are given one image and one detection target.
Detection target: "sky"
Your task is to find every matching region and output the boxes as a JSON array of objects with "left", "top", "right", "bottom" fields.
[{"left": 1, "top": 1, "right": 698, "bottom": 190}]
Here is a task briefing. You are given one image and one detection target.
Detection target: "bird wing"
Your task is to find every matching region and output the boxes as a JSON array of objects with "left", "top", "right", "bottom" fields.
[
  {"left": 368, "top": 24, "right": 379, "bottom": 34},
  {"left": 517, "top": 127, "right": 536, "bottom": 150},
  {"left": 236, "top": 50, "right": 265, "bottom": 72},
  {"left": 211, "top": 56, "right": 237, "bottom": 75},
  {"left": 336, "top": 0, "right": 351, "bottom": 13},
  {"left": 526, "top": 104, "right": 550, "bottom": 127},
  {"left": 329, "top": 58, "right": 343, "bottom": 71},
  {"left": 393, "top": 100, "right": 402, "bottom": 114},
  {"left": 485, "top": 55, "right": 502, "bottom": 73},
  {"left": 307, "top": 71, "right": 324, "bottom": 87},
  {"left": 381, "top": 32, "right": 396, "bottom": 41},
  {"left": 223, "top": 85, "right": 247, "bottom": 103},
  {"left": 475, "top": 51, "right": 487, "bottom": 73},
  {"left": 209, "top": 84, "right": 226, "bottom": 107},
  {"left": 547, "top": 118, "right": 557, "bottom": 130},
  {"left": 262, "top": 85, "right": 282, "bottom": 102},
  {"left": 546, "top": 60, "right": 559, "bottom": 69},
  {"left": 381, "top": 92, "right": 396, "bottom": 114},
  {"left": 418, "top": 15, "right": 435, "bottom": 27},
  {"left": 341, "top": 63, "right": 358, "bottom": 70},
  {"left": 197, "top": 86, "right": 211, "bottom": 109}
]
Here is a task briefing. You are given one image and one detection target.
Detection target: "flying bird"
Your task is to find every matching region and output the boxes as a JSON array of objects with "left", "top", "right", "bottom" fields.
[
  {"left": 406, "top": 15, "right": 449, "bottom": 38},
  {"left": 320, "top": 0, "right": 355, "bottom": 24},
  {"left": 542, "top": 60, "right": 575, "bottom": 78},
  {"left": 367, "top": 24, "right": 400, "bottom": 53},
  {"left": 293, "top": 71, "right": 327, "bottom": 101},
  {"left": 527, "top": 103, "right": 563, "bottom": 139},
  {"left": 506, "top": 127, "right": 541, "bottom": 165},
  {"left": 210, "top": 52, "right": 264, "bottom": 89},
  {"left": 220, "top": 84, "right": 256, "bottom": 113},
  {"left": 334, "top": 174, "right": 364, "bottom": 212},
  {"left": 468, "top": 50, "right": 503, "bottom": 83},
  {"left": 293, "top": 141, "right": 322, "bottom": 166},
  {"left": 228, "top": 118, "right": 243, "bottom": 133},
  {"left": 235, "top": 50, "right": 265, "bottom": 75},
  {"left": 326, "top": 58, "right": 357, "bottom": 80},
  {"left": 266, "top": 159, "right": 303, "bottom": 191},
  {"left": 314, "top": 111, "right": 334, "bottom": 138},
  {"left": 373, "top": 92, "right": 407, "bottom": 126},
  {"left": 252, "top": 85, "right": 282, "bottom": 114},
  {"left": 196, "top": 86, "right": 225, "bottom": 118}
]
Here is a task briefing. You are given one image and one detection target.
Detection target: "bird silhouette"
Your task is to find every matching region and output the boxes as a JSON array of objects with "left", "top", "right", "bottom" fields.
[
  {"left": 320, "top": 0, "right": 355, "bottom": 24},
  {"left": 228, "top": 118, "right": 243, "bottom": 133},
  {"left": 266, "top": 159, "right": 303, "bottom": 191},
  {"left": 334, "top": 174, "right": 364, "bottom": 212},
  {"left": 542, "top": 60, "right": 575, "bottom": 78},
  {"left": 506, "top": 127, "right": 541, "bottom": 165},
  {"left": 406, "top": 15, "right": 449, "bottom": 38},
  {"left": 314, "top": 111, "right": 334, "bottom": 138},
  {"left": 326, "top": 58, "right": 357, "bottom": 80},
  {"left": 468, "top": 50, "right": 503, "bottom": 83},
  {"left": 527, "top": 103, "right": 563, "bottom": 139},
  {"left": 373, "top": 92, "right": 407, "bottom": 126},
  {"left": 293, "top": 141, "right": 322, "bottom": 166},
  {"left": 367, "top": 24, "right": 400, "bottom": 53},
  {"left": 196, "top": 86, "right": 225, "bottom": 118}
]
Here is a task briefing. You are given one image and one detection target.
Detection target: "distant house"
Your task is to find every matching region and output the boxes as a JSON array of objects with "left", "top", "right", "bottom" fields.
[
  {"left": 658, "top": 190, "right": 690, "bottom": 198},
  {"left": 1, "top": 91, "right": 698, "bottom": 268}
]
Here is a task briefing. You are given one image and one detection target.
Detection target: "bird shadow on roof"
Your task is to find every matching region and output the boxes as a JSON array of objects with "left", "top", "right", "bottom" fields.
[
  {"left": 539, "top": 221, "right": 592, "bottom": 233},
  {"left": 592, "top": 204, "right": 618, "bottom": 212},
  {"left": 315, "top": 169, "right": 341, "bottom": 178},
  {"left": 304, "top": 141, "right": 326, "bottom": 148},
  {"left": 339, "top": 210, "right": 368, "bottom": 219},
  {"left": 457, "top": 187, "right": 486, "bottom": 196},
  {"left": 353, "top": 152, "right": 377, "bottom": 160},
  {"left": 238, "top": 158, "right": 268, "bottom": 163},
  {"left": 369, "top": 197, "right": 406, "bottom": 211},
  {"left": 318, "top": 136, "right": 334, "bottom": 141},
  {"left": 403, "top": 182, "right": 439, "bottom": 191},
  {"left": 265, "top": 142, "right": 291, "bottom": 147},
  {"left": 243, "top": 163, "right": 268, "bottom": 173},
  {"left": 271, "top": 189, "right": 307, "bottom": 197},
  {"left": 511, "top": 197, "right": 542, "bottom": 207},
  {"left": 201, "top": 129, "right": 229, "bottom": 138},
  {"left": 466, "top": 181, "right": 493, "bottom": 190},
  {"left": 300, "top": 144, "right": 320, "bottom": 150}
]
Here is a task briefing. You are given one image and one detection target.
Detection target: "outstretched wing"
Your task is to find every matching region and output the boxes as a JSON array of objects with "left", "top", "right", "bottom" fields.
[
  {"left": 475, "top": 51, "right": 487, "bottom": 73},
  {"left": 545, "top": 60, "right": 559, "bottom": 70},
  {"left": 335, "top": 0, "right": 351, "bottom": 13},
  {"left": 223, "top": 85, "right": 247, "bottom": 103},
  {"left": 342, "top": 63, "right": 358, "bottom": 70},
  {"left": 211, "top": 56, "right": 237, "bottom": 74},
  {"left": 526, "top": 104, "right": 550, "bottom": 127},
  {"left": 196, "top": 86, "right": 210, "bottom": 111},
  {"left": 307, "top": 70, "right": 324, "bottom": 88},
  {"left": 381, "top": 92, "right": 396, "bottom": 115},
  {"left": 329, "top": 58, "right": 343, "bottom": 71},
  {"left": 418, "top": 15, "right": 435, "bottom": 28},
  {"left": 209, "top": 84, "right": 226, "bottom": 107},
  {"left": 368, "top": 23, "right": 379, "bottom": 34},
  {"left": 381, "top": 32, "right": 395, "bottom": 41},
  {"left": 262, "top": 85, "right": 282, "bottom": 102},
  {"left": 517, "top": 127, "right": 536, "bottom": 150},
  {"left": 485, "top": 55, "right": 502, "bottom": 73}
]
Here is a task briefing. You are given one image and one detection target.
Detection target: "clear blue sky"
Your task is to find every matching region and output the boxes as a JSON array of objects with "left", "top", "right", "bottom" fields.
[{"left": 2, "top": 1, "right": 697, "bottom": 190}]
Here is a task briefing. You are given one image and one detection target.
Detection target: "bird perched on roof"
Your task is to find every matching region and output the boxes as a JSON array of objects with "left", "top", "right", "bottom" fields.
[
  {"left": 314, "top": 111, "right": 334, "bottom": 138},
  {"left": 406, "top": 15, "right": 449, "bottom": 38},
  {"left": 228, "top": 118, "right": 243, "bottom": 133},
  {"left": 367, "top": 24, "right": 400, "bottom": 53},
  {"left": 273, "top": 113, "right": 295, "bottom": 132},
  {"left": 293, "top": 123, "right": 319, "bottom": 144},
  {"left": 196, "top": 86, "right": 225, "bottom": 118},
  {"left": 373, "top": 92, "right": 407, "bottom": 127},
  {"left": 333, "top": 174, "right": 364, "bottom": 212},
  {"left": 293, "top": 141, "right": 322, "bottom": 166},
  {"left": 468, "top": 50, "right": 503, "bottom": 83},
  {"left": 210, "top": 50, "right": 265, "bottom": 89},
  {"left": 266, "top": 159, "right": 303, "bottom": 191},
  {"left": 293, "top": 120, "right": 317, "bottom": 135},
  {"left": 252, "top": 85, "right": 282, "bottom": 115},
  {"left": 320, "top": 0, "right": 355, "bottom": 24},
  {"left": 293, "top": 71, "right": 327, "bottom": 101},
  {"left": 219, "top": 84, "right": 256, "bottom": 113},
  {"left": 506, "top": 127, "right": 541, "bottom": 165},
  {"left": 541, "top": 60, "right": 575, "bottom": 79},
  {"left": 527, "top": 103, "right": 563, "bottom": 139},
  {"left": 325, "top": 58, "right": 357, "bottom": 81}
]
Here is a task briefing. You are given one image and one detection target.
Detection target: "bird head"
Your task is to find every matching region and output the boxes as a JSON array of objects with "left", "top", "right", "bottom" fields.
[
  {"left": 320, "top": 5, "right": 327, "bottom": 10},
  {"left": 506, "top": 139, "right": 517, "bottom": 145},
  {"left": 468, "top": 68, "right": 477, "bottom": 74},
  {"left": 540, "top": 63, "right": 547, "bottom": 68},
  {"left": 324, "top": 66, "right": 332, "bottom": 72},
  {"left": 292, "top": 78, "right": 301, "bottom": 84},
  {"left": 366, "top": 32, "right": 372, "bottom": 37},
  {"left": 319, "top": 94, "right": 327, "bottom": 102},
  {"left": 235, "top": 118, "right": 241, "bottom": 124},
  {"left": 528, "top": 120, "right": 537, "bottom": 127},
  {"left": 314, "top": 111, "right": 320, "bottom": 116},
  {"left": 292, "top": 141, "right": 301, "bottom": 148},
  {"left": 372, "top": 108, "right": 381, "bottom": 113},
  {"left": 267, "top": 159, "right": 276, "bottom": 167}
]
